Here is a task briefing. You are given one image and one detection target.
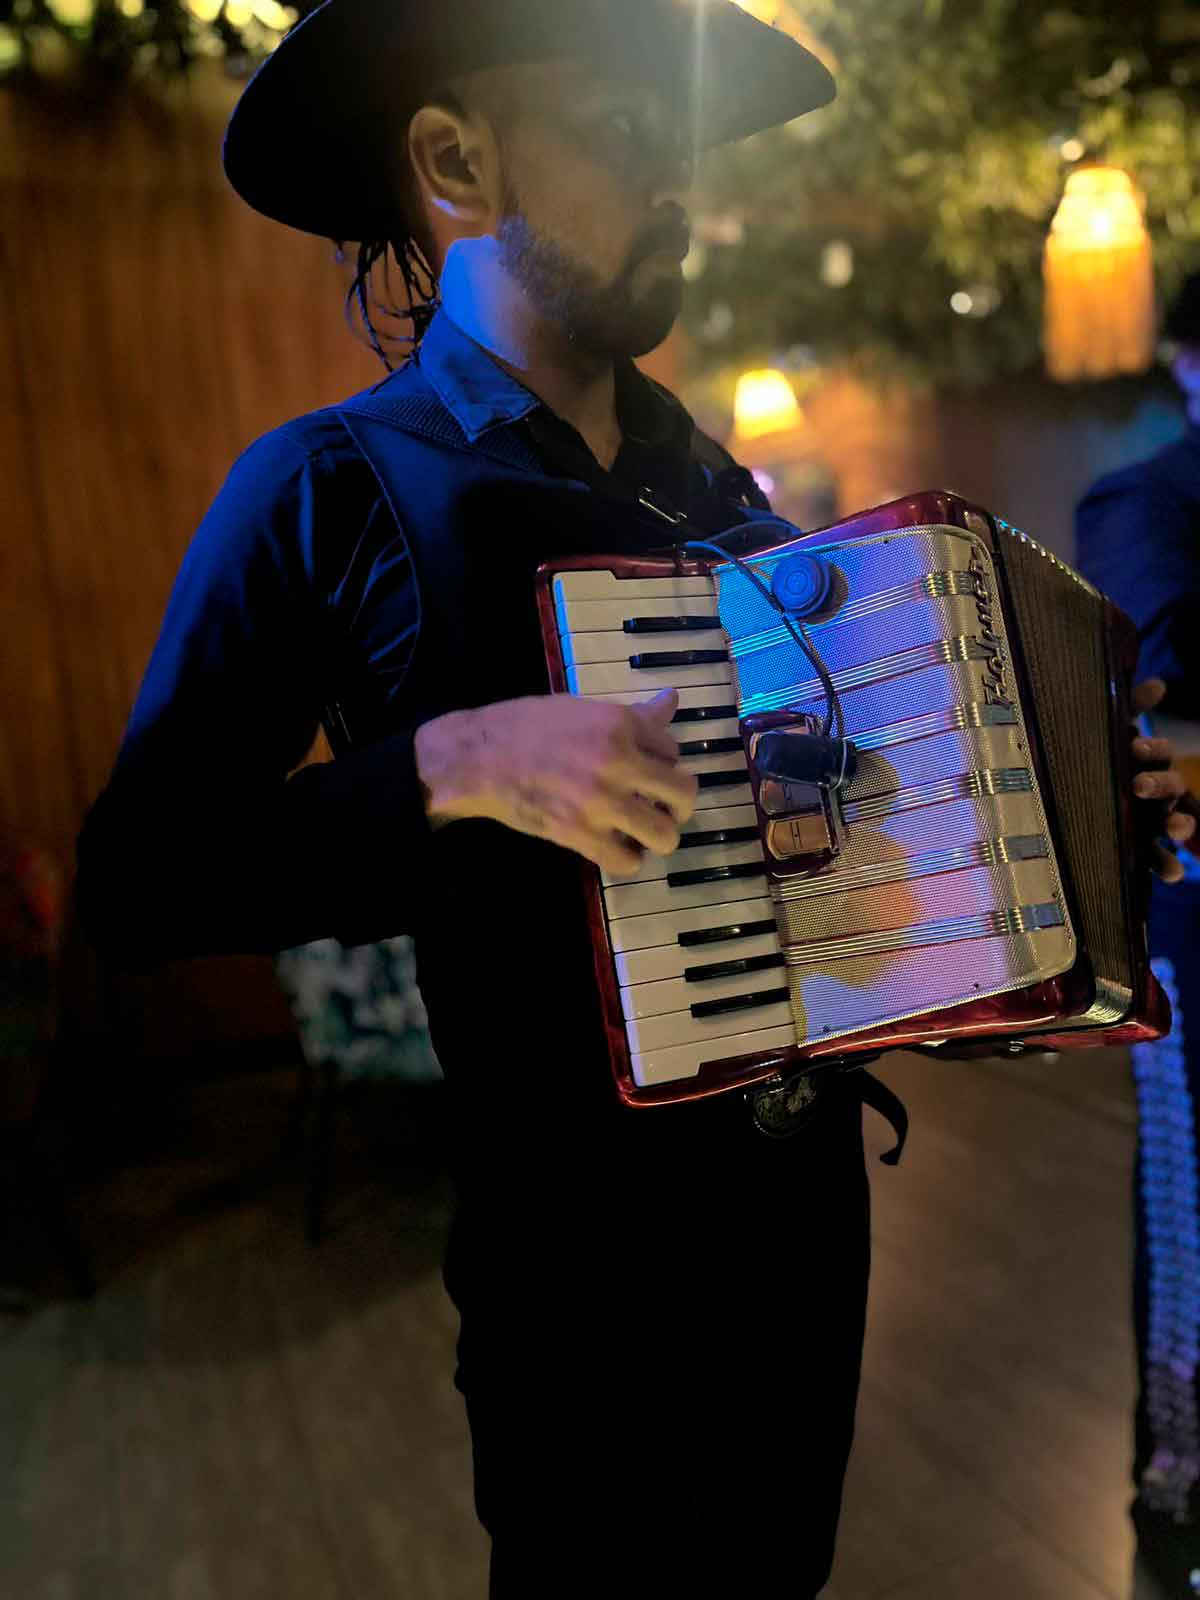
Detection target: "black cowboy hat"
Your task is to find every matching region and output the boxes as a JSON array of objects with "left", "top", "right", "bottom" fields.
[{"left": 223, "top": 0, "right": 836, "bottom": 242}]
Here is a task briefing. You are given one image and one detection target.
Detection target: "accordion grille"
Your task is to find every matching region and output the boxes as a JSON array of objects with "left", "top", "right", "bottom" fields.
[{"left": 996, "top": 526, "right": 1133, "bottom": 1018}]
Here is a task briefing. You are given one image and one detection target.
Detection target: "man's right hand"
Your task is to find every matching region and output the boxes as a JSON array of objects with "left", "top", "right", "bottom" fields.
[{"left": 414, "top": 688, "right": 699, "bottom": 877}]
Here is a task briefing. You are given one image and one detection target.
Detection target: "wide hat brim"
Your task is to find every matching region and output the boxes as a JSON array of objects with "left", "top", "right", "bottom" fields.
[{"left": 223, "top": 0, "right": 835, "bottom": 242}]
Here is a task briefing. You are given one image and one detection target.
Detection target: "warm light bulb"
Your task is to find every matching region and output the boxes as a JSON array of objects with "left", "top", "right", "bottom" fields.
[
  {"left": 734, "top": 370, "right": 801, "bottom": 440},
  {"left": 1049, "top": 167, "right": 1146, "bottom": 252}
]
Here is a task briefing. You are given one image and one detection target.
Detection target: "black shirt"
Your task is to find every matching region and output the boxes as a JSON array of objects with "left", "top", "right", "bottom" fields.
[{"left": 76, "top": 309, "right": 754, "bottom": 964}]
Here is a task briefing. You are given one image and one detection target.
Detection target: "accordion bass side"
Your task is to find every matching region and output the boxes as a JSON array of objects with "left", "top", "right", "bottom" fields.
[{"left": 536, "top": 490, "right": 1169, "bottom": 1108}]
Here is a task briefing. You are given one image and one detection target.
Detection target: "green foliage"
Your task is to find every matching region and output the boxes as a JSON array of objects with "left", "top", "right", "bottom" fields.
[
  {"left": 686, "top": 0, "right": 1200, "bottom": 385},
  {"left": 0, "top": 0, "right": 313, "bottom": 88}
]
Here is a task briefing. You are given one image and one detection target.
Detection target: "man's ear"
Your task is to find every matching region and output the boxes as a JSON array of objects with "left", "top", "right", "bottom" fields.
[{"left": 408, "top": 102, "right": 499, "bottom": 230}]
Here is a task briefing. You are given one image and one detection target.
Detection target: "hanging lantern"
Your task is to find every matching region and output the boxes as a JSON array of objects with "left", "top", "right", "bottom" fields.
[
  {"left": 1043, "top": 166, "right": 1156, "bottom": 382},
  {"left": 734, "top": 369, "right": 801, "bottom": 440}
]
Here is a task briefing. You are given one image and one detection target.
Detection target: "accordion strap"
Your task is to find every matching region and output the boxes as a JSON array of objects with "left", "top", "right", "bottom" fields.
[{"left": 852, "top": 1069, "right": 909, "bottom": 1167}]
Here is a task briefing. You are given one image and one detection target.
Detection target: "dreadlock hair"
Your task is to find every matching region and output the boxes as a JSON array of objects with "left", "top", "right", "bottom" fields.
[
  {"left": 340, "top": 87, "right": 474, "bottom": 371},
  {"left": 341, "top": 235, "right": 440, "bottom": 371}
]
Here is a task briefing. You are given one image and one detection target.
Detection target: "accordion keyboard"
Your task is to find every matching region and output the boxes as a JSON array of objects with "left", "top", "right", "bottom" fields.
[{"left": 553, "top": 568, "right": 794, "bottom": 1088}]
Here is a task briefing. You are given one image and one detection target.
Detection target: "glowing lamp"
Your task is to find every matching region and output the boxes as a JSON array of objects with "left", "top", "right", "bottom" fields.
[
  {"left": 1043, "top": 166, "right": 1155, "bottom": 382},
  {"left": 734, "top": 369, "right": 801, "bottom": 440}
]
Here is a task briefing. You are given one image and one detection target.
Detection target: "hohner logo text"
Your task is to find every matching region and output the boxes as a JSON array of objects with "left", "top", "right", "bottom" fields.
[{"left": 969, "top": 545, "right": 1013, "bottom": 708}]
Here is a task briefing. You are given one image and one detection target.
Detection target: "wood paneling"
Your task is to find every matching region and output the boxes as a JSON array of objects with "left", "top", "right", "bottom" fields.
[{"left": 2, "top": 76, "right": 379, "bottom": 1047}]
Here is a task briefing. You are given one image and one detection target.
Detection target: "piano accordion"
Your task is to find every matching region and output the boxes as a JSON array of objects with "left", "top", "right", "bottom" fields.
[{"left": 537, "top": 490, "right": 1169, "bottom": 1108}]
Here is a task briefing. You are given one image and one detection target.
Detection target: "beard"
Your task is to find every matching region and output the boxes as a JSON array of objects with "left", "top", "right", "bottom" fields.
[{"left": 497, "top": 203, "right": 684, "bottom": 360}]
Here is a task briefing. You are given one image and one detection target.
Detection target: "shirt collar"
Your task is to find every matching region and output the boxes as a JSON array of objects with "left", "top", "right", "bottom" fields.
[
  {"left": 414, "top": 306, "right": 688, "bottom": 455},
  {"left": 416, "top": 309, "right": 541, "bottom": 442}
]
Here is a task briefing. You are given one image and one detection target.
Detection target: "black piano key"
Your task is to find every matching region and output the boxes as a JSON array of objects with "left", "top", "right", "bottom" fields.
[
  {"left": 678, "top": 736, "right": 745, "bottom": 758},
  {"left": 667, "top": 861, "right": 766, "bottom": 890},
  {"left": 623, "top": 615, "right": 720, "bottom": 634},
  {"left": 690, "top": 986, "right": 791, "bottom": 1021},
  {"left": 677, "top": 825, "right": 761, "bottom": 850},
  {"left": 683, "top": 953, "right": 786, "bottom": 984},
  {"left": 629, "top": 649, "right": 729, "bottom": 670},
  {"left": 677, "top": 918, "right": 778, "bottom": 949},
  {"left": 697, "top": 770, "right": 751, "bottom": 791},
  {"left": 672, "top": 704, "right": 738, "bottom": 725}
]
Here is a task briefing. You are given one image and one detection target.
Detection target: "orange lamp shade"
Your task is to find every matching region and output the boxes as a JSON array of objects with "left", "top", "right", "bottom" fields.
[{"left": 1043, "top": 166, "right": 1156, "bottom": 382}]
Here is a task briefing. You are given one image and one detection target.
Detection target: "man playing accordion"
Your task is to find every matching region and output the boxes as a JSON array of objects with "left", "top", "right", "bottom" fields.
[{"left": 77, "top": 2, "right": 1194, "bottom": 1591}]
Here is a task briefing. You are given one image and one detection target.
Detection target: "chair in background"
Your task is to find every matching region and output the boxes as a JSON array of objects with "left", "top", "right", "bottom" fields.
[{"left": 274, "top": 936, "right": 443, "bottom": 1244}]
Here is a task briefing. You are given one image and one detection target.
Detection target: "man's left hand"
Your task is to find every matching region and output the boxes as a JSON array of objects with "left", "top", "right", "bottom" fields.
[{"left": 1131, "top": 678, "right": 1198, "bottom": 883}]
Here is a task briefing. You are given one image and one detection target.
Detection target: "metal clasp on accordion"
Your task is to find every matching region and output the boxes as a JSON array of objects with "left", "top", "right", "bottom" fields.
[{"left": 743, "top": 709, "right": 858, "bottom": 879}]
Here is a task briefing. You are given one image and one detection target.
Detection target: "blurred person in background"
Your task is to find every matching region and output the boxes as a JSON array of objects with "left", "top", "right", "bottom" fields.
[{"left": 1078, "top": 272, "right": 1200, "bottom": 1600}]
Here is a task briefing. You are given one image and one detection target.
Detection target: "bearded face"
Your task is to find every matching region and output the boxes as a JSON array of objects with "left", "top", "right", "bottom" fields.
[
  {"left": 497, "top": 203, "right": 689, "bottom": 359},
  {"left": 490, "top": 64, "right": 693, "bottom": 360}
]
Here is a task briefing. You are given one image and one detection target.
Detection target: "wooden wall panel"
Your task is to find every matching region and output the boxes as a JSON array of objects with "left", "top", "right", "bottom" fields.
[{"left": 2, "top": 75, "right": 378, "bottom": 1051}]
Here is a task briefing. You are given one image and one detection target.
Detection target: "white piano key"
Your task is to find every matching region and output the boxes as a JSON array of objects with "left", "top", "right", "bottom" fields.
[
  {"left": 674, "top": 717, "right": 743, "bottom": 744},
  {"left": 555, "top": 595, "right": 721, "bottom": 633},
  {"left": 630, "top": 1024, "right": 797, "bottom": 1088},
  {"left": 562, "top": 628, "right": 730, "bottom": 667},
  {"left": 683, "top": 750, "right": 749, "bottom": 779},
  {"left": 607, "top": 895, "right": 776, "bottom": 955},
  {"left": 604, "top": 864, "right": 769, "bottom": 919},
  {"left": 616, "top": 930, "right": 784, "bottom": 987},
  {"left": 621, "top": 962, "right": 787, "bottom": 1021},
  {"left": 553, "top": 571, "right": 716, "bottom": 602},
  {"left": 603, "top": 835, "right": 765, "bottom": 889},
  {"left": 601, "top": 803, "right": 759, "bottom": 888},
  {"left": 691, "top": 780, "right": 754, "bottom": 812},
  {"left": 567, "top": 660, "right": 735, "bottom": 696},
  {"left": 625, "top": 998, "right": 795, "bottom": 1054},
  {"left": 583, "top": 685, "right": 739, "bottom": 713}
]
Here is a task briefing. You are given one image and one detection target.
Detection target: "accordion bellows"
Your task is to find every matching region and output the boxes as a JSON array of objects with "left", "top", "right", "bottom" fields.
[{"left": 538, "top": 491, "right": 1167, "bottom": 1107}]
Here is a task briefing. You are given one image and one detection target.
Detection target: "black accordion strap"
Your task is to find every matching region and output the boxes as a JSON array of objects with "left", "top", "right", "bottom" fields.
[{"left": 851, "top": 1070, "right": 909, "bottom": 1167}]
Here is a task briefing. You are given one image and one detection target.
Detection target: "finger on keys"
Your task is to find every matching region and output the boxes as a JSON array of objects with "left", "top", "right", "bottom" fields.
[
  {"left": 1134, "top": 768, "right": 1187, "bottom": 803},
  {"left": 569, "top": 825, "right": 644, "bottom": 878},
  {"left": 630, "top": 691, "right": 684, "bottom": 763},
  {"left": 607, "top": 791, "right": 682, "bottom": 858},
  {"left": 623, "top": 751, "right": 698, "bottom": 825},
  {"left": 1133, "top": 678, "right": 1168, "bottom": 716},
  {"left": 1168, "top": 809, "right": 1198, "bottom": 844},
  {"left": 634, "top": 687, "right": 679, "bottom": 721},
  {"left": 1132, "top": 737, "right": 1174, "bottom": 766},
  {"left": 1154, "top": 842, "right": 1186, "bottom": 884}
]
